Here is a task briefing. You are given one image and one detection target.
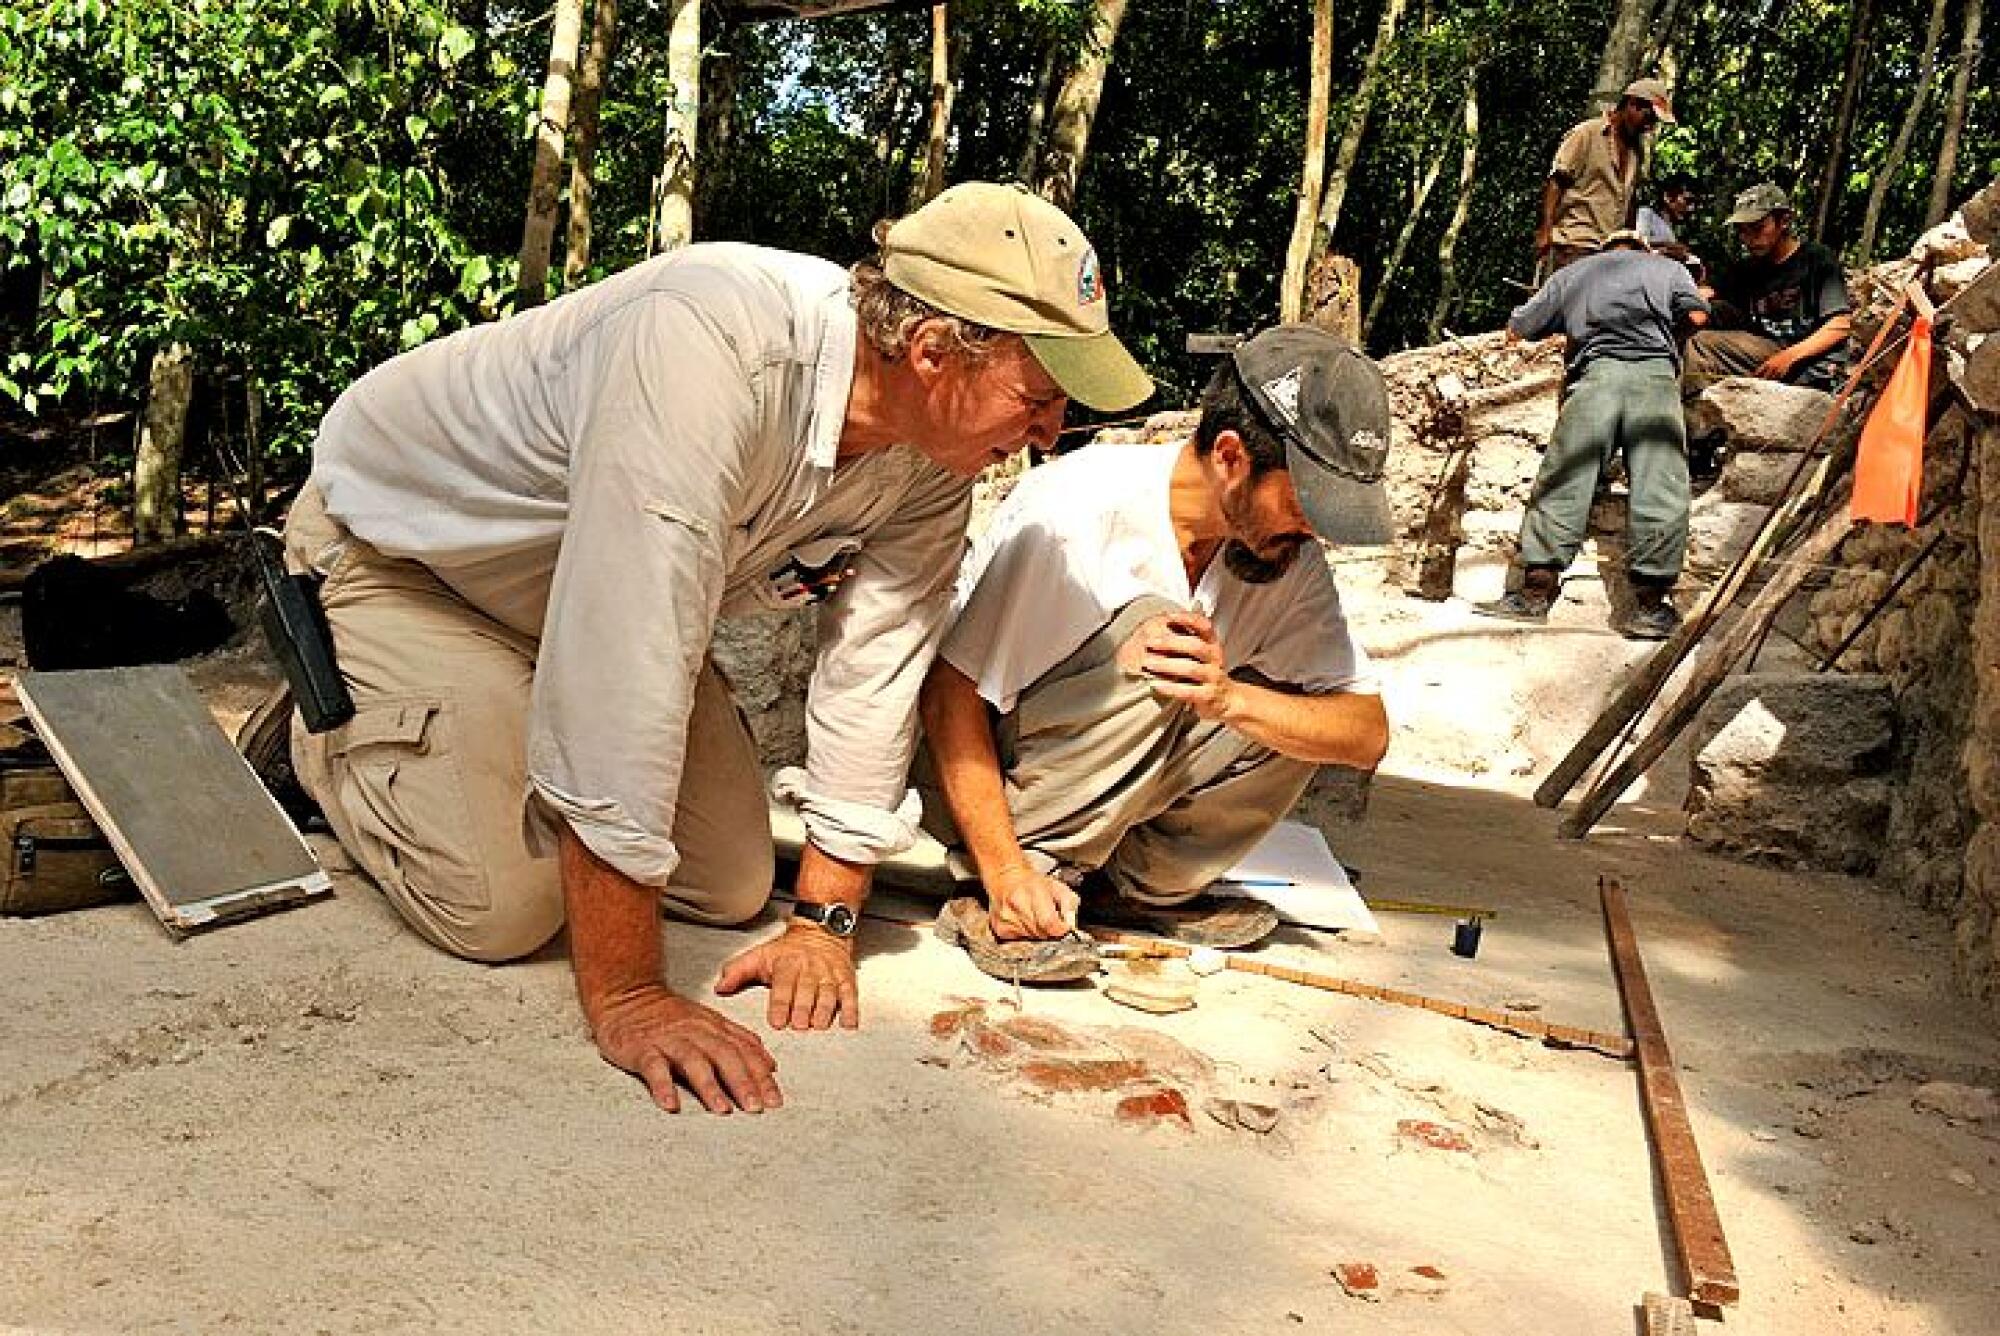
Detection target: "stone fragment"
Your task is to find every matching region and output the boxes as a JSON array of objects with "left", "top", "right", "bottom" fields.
[
  {"left": 1396, "top": 1119, "right": 1473, "bottom": 1153},
  {"left": 1114, "top": 1087, "right": 1192, "bottom": 1127},
  {"left": 1911, "top": 1080, "right": 2000, "bottom": 1122},
  {"left": 1398, "top": 1265, "right": 1449, "bottom": 1297},
  {"left": 1686, "top": 377, "right": 1837, "bottom": 454}
]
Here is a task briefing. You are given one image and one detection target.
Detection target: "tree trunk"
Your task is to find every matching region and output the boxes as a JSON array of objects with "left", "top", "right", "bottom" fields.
[
  {"left": 1857, "top": 0, "right": 1950, "bottom": 263},
  {"left": 1586, "top": 0, "right": 1657, "bottom": 113},
  {"left": 652, "top": 0, "right": 703, "bottom": 254},
  {"left": 1928, "top": 0, "right": 1984, "bottom": 226},
  {"left": 911, "top": 5, "right": 955, "bottom": 207},
  {"left": 1280, "top": 0, "right": 1335, "bottom": 323},
  {"left": 563, "top": 0, "right": 619, "bottom": 290},
  {"left": 1314, "top": 0, "right": 1407, "bottom": 259},
  {"left": 133, "top": 343, "right": 192, "bottom": 546},
  {"left": 1641, "top": 0, "right": 1686, "bottom": 73},
  {"left": 1814, "top": 0, "right": 1878, "bottom": 242},
  {"left": 516, "top": 0, "right": 587, "bottom": 305},
  {"left": 1428, "top": 73, "right": 1480, "bottom": 345},
  {"left": 1015, "top": 41, "right": 1058, "bottom": 183},
  {"left": 1362, "top": 138, "right": 1448, "bottom": 340},
  {"left": 1033, "top": 0, "right": 1128, "bottom": 211}
]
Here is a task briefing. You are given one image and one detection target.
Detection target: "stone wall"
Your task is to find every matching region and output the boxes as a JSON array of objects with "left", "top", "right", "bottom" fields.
[{"left": 1799, "top": 189, "right": 2000, "bottom": 1004}]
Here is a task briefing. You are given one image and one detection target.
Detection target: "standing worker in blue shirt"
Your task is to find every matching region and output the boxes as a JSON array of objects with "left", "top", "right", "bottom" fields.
[{"left": 1475, "top": 231, "right": 1711, "bottom": 640}]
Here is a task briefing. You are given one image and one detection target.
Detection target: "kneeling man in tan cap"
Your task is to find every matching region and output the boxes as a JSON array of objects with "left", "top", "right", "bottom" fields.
[{"left": 279, "top": 183, "right": 1150, "bottom": 1113}]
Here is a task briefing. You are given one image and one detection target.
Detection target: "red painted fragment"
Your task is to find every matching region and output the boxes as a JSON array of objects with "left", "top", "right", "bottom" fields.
[
  {"left": 1114, "top": 1087, "right": 1191, "bottom": 1126},
  {"left": 1397, "top": 1118, "right": 1473, "bottom": 1152}
]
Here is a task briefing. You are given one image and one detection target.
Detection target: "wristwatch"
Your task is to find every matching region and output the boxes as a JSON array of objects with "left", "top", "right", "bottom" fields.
[{"left": 789, "top": 900, "right": 858, "bottom": 938}]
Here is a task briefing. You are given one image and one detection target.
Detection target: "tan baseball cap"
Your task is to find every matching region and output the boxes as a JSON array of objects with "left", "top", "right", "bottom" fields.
[
  {"left": 881, "top": 182, "right": 1154, "bottom": 412},
  {"left": 1623, "top": 77, "right": 1676, "bottom": 124}
]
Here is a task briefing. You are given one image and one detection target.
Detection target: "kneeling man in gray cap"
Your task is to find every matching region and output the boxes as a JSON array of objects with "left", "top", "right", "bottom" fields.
[{"left": 917, "top": 327, "right": 1392, "bottom": 979}]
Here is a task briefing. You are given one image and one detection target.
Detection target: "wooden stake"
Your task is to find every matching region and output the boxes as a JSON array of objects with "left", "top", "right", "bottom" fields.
[
  {"left": 1558, "top": 503, "right": 1853, "bottom": 838},
  {"left": 1601, "top": 878, "right": 1739, "bottom": 1308}
]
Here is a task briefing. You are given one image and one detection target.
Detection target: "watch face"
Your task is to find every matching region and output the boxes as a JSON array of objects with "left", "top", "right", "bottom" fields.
[{"left": 824, "top": 904, "right": 857, "bottom": 936}]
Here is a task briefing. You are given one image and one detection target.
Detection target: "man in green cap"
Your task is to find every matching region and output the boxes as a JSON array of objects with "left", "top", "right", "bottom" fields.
[
  {"left": 1684, "top": 182, "right": 1852, "bottom": 393},
  {"left": 276, "top": 181, "right": 1150, "bottom": 1114},
  {"left": 1536, "top": 78, "right": 1676, "bottom": 273}
]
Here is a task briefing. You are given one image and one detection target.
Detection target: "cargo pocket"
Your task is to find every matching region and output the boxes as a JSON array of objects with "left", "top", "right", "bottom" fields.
[{"left": 325, "top": 697, "right": 490, "bottom": 912}]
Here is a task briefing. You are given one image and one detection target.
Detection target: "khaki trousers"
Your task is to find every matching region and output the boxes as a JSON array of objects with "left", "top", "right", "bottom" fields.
[
  {"left": 920, "top": 597, "right": 1316, "bottom": 905},
  {"left": 1681, "top": 329, "right": 1783, "bottom": 397},
  {"left": 284, "top": 485, "right": 772, "bottom": 962}
]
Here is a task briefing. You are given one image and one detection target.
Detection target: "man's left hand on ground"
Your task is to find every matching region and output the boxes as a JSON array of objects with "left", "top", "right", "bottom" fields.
[
  {"left": 716, "top": 923, "right": 861, "bottom": 1032},
  {"left": 1121, "top": 609, "right": 1235, "bottom": 721}
]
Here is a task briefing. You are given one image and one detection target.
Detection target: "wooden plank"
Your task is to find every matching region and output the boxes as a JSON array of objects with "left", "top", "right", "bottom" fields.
[
  {"left": 13, "top": 666, "right": 329, "bottom": 934},
  {"left": 1602, "top": 879, "right": 1739, "bottom": 1308},
  {"left": 1557, "top": 506, "right": 1853, "bottom": 839}
]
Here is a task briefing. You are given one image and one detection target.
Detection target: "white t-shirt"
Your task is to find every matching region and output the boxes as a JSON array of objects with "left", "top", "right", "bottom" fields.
[{"left": 940, "top": 442, "right": 1378, "bottom": 714}]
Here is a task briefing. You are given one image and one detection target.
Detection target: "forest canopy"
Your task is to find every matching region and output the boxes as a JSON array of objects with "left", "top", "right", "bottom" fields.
[{"left": 2, "top": 0, "right": 1992, "bottom": 479}]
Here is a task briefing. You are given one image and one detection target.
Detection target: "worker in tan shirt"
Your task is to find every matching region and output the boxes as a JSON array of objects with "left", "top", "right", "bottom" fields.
[
  {"left": 280, "top": 183, "right": 1151, "bottom": 1115},
  {"left": 1536, "top": 78, "right": 1676, "bottom": 273}
]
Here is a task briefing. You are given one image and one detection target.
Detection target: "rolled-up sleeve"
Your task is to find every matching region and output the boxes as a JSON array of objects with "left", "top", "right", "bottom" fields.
[
  {"left": 778, "top": 464, "right": 973, "bottom": 863},
  {"left": 525, "top": 294, "right": 760, "bottom": 886}
]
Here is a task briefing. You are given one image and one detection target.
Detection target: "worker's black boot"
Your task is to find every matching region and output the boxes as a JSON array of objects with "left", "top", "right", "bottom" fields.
[
  {"left": 1617, "top": 577, "right": 1683, "bottom": 641},
  {"left": 1473, "top": 565, "right": 1560, "bottom": 623}
]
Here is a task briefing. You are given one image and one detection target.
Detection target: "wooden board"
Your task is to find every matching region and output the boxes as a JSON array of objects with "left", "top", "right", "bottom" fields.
[
  {"left": 13, "top": 666, "right": 329, "bottom": 933},
  {"left": 1602, "top": 879, "right": 1740, "bottom": 1307}
]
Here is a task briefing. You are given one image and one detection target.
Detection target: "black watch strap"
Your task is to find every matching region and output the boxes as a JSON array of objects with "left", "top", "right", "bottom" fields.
[{"left": 790, "top": 900, "right": 858, "bottom": 937}]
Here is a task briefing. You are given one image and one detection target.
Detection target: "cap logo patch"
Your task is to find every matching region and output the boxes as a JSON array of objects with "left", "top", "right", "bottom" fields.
[
  {"left": 1077, "top": 248, "right": 1103, "bottom": 305},
  {"left": 1260, "top": 367, "right": 1303, "bottom": 426}
]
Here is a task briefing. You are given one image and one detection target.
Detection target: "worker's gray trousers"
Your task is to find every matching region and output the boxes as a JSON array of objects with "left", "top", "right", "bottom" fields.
[
  {"left": 917, "top": 596, "right": 1316, "bottom": 905},
  {"left": 1518, "top": 357, "right": 1689, "bottom": 583}
]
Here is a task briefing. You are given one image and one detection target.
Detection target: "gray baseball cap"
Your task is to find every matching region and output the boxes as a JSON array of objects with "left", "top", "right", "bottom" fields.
[
  {"left": 1726, "top": 182, "right": 1793, "bottom": 225},
  {"left": 1230, "top": 325, "right": 1395, "bottom": 547}
]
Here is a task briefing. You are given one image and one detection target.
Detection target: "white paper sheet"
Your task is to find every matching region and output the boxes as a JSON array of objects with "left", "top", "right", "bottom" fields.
[{"left": 1211, "top": 820, "right": 1379, "bottom": 935}]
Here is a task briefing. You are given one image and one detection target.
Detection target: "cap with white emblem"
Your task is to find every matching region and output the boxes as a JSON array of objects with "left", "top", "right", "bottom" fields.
[{"left": 1230, "top": 325, "right": 1396, "bottom": 547}]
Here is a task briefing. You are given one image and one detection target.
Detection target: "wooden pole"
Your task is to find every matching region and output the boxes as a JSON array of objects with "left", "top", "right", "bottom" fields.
[{"left": 1601, "top": 878, "right": 1739, "bottom": 1308}]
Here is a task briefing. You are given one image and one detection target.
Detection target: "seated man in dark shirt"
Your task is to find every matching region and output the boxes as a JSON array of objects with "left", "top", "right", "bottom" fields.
[{"left": 1683, "top": 183, "right": 1851, "bottom": 394}]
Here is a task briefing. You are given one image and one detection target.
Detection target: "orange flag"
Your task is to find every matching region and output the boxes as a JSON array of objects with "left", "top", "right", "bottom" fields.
[{"left": 1851, "top": 315, "right": 1932, "bottom": 526}]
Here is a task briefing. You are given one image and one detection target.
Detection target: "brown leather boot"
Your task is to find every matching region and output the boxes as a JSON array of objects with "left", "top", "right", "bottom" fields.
[{"left": 1473, "top": 565, "right": 1560, "bottom": 623}]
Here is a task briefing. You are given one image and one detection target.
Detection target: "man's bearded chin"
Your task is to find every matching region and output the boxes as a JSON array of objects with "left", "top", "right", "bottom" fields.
[{"left": 1222, "top": 537, "right": 1299, "bottom": 584}]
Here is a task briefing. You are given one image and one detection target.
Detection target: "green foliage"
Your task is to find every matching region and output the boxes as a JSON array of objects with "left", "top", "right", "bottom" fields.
[{"left": 0, "top": 0, "right": 513, "bottom": 450}]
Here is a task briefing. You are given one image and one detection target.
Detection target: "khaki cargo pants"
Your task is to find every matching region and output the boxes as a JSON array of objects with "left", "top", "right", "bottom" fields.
[
  {"left": 284, "top": 485, "right": 772, "bottom": 962},
  {"left": 919, "top": 596, "right": 1316, "bottom": 904}
]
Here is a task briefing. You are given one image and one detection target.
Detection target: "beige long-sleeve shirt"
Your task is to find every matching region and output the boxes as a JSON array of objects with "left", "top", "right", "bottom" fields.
[{"left": 310, "top": 243, "right": 973, "bottom": 886}]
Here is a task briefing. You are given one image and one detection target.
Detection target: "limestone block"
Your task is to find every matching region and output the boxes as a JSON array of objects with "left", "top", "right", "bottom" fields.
[
  {"left": 1686, "top": 673, "right": 1897, "bottom": 874},
  {"left": 1964, "top": 179, "right": 2000, "bottom": 247},
  {"left": 1719, "top": 450, "right": 1810, "bottom": 505},
  {"left": 1686, "top": 377, "right": 1836, "bottom": 453},
  {"left": 1692, "top": 673, "right": 1897, "bottom": 782},
  {"left": 1909, "top": 214, "right": 1986, "bottom": 267},
  {"left": 1685, "top": 493, "right": 1768, "bottom": 580}
]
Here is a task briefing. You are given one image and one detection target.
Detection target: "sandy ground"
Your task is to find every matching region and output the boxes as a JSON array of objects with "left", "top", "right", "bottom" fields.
[{"left": 4, "top": 545, "right": 1999, "bottom": 1335}]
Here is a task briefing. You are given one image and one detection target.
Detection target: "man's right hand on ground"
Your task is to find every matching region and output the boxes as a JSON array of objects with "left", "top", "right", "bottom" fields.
[
  {"left": 589, "top": 982, "right": 783, "bottom": 1115},
  {"left": 984, "top": 863, "right": 1080, "bottom": 941}
]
